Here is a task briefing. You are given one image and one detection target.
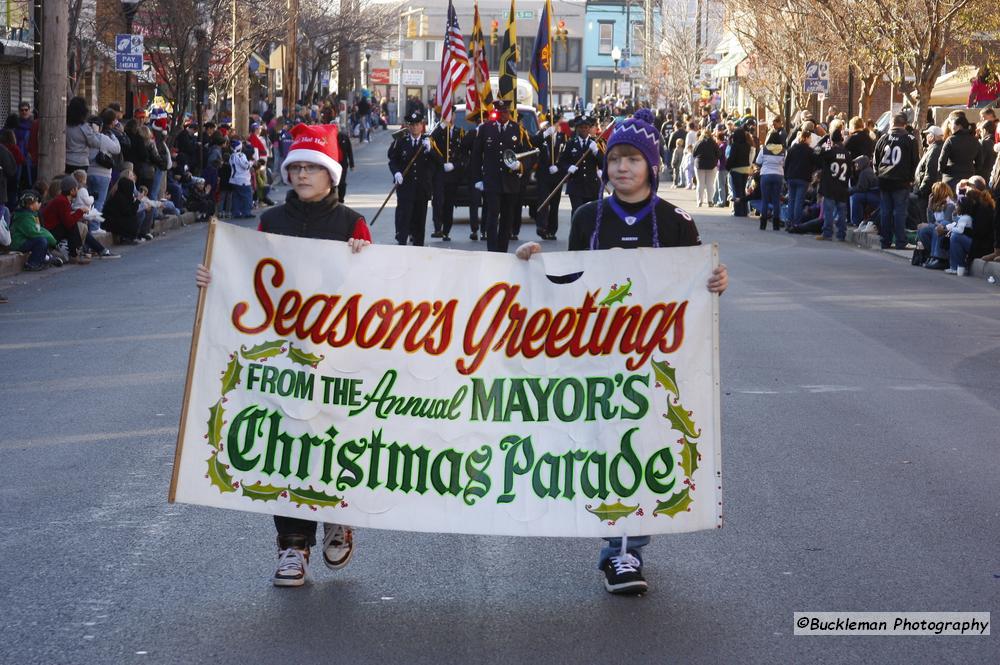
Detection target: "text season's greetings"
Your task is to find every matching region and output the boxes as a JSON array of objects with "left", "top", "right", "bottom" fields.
[{"left": 171, "top": 223, "right": 722, "bottom": 538}]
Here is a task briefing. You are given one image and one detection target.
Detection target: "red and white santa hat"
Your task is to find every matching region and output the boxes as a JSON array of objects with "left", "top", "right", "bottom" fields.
[{"left": 280, "top": 123, "right": 342, "bottom": 186}]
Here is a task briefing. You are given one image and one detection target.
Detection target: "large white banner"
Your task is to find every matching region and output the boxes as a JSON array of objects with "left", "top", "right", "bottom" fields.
[{"left": 170, "top": 222, "right": 722, "bottom": 538}]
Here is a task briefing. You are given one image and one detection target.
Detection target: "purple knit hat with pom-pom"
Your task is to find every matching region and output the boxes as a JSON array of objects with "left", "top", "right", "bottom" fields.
[
  {"left": 590, "top": 108, "right": 663, "bottom": 250},
  {"left": 604, "top": 107, "right": 661, "bottom": 188}
]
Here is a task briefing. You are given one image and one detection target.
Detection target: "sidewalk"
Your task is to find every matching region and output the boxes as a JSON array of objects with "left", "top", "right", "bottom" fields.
[{"left": 0, "top": 211, "right": 199, "bottom": 280}]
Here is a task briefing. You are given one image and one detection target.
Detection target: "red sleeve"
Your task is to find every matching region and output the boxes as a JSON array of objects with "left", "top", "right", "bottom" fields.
[{"left": 352, "top": 218, "right": 372, "bottom": 242}]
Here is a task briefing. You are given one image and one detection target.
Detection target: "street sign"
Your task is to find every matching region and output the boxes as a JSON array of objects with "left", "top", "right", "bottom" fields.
[
  {"left": 619, "top": 81, "right": 632, "bottom": 96},
  {"left": 817, "top": 92, "right": 826, "bottom": 102},
  {"left": 401, "top": 68, "right": 424, "bottom": 85},
  {"left": 804, "top": 61, "right": 829, "bottom": 95},
  {"left": 114, "top": 33, "right": 144, "bottom": 72}
]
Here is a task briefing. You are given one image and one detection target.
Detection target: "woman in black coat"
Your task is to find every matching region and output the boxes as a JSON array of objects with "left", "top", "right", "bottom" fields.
[
  {"left": 939, "top": 114, "right": 983, "bottom": 186},
  {"left": 692, "top": 130, "right": 721, "bottom": 207},
  {"left": 102, "top": 166, "right": 151, "bottom": 243}
]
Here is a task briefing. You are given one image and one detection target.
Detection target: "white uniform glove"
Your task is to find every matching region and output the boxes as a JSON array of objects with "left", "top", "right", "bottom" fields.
[
  {"left": 443, "top": 162, "right": 455, "bottom": 172},
  {"left": 588, "top": 141, "right": 599, "bottom": 155},
  {"left": 597, "top": 169, "right": 603, "bottom": 179},
  {"left": 474, "top": 181, "right": 484, "bottom": 191},
  {"left": 548, "top": 164, "right": 559, "bottom": 174},
  {"left": 567, "top": 165, "right": 578, "bottom": 174},
  {"left": 543, "top": 126, "right": 557, "bottom": 138},
  {"left": 529, "top": 172, "right": 537, "bottom": 183},
  {"left": 394, "top": 172, "right": 404, "bottom": 185},
  {"left": 422, "top": 138, "right": 432, "bottom": 152}
]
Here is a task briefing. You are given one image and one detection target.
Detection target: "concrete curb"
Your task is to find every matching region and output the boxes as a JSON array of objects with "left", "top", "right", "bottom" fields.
[
  {"left": 844, "top": 225, "right": 1000, "bottom": 280},
  {"left": 1, "top": 212, "right": 200, "bottom": 278}
]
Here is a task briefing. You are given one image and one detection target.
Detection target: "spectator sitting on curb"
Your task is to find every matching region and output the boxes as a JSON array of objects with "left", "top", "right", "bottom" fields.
[
  {"left": 919, "top": 182, "right": 956, "bottom": 270},
  {"left": 102, "top": 165, "right": 149, "bottom": 245},
  {"left": 9, "top": 190, "right": 63, "bottom": 271},
  {"left": 71, "top": 169, "right": 103, "bottom": 232},
  {"left": 41, "top": 175, "right": 118, "bottom": 262},
  {"left": 944, "top": 177, "right": 995, "bottom": 275}
]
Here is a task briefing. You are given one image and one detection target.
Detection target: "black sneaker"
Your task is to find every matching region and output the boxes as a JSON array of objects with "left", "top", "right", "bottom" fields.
[
  {"left": 98, "top": 249, "right": 121, "bottom": 259},
  {"left": 469, "top": 231, "right": 478, "bottom": 241},
  {"left": 601, "top": 552, "right": 648, "bottom": 595},
  {"left": 441, "top": 235, "right": 451, "bottom": 242},
  {"left": 431, "top": 231, "right": 443, "bottom": 238}
]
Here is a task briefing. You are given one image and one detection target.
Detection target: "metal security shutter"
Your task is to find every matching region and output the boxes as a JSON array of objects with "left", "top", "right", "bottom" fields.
[{"left": 0, "top": 66, "right": 13, "bottom": 118}]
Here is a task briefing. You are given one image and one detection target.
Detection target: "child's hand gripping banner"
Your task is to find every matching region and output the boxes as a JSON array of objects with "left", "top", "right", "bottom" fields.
[{"left": 170, "top": 222, "right": 723, "bottom": 537}]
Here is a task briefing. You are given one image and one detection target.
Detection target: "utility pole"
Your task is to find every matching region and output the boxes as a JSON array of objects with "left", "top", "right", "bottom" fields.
[
  {"left": 39, "top": 0, "right": 69, "bottom": 184},
  {"left": 286, "top": 0, "right": 298, "bottom": 110},
  {"left": 32, "top": 0, "right": 41, "bottom": 110}
]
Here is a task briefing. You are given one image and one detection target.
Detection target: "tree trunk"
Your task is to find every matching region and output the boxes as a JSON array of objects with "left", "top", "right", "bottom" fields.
[
  {"left": 857, "top": 75, "right": 879, "bottom": 121},
  {"left": 232, "top": 0, "right": 250, "bottom": 133},
  {"left": 39, "top": 0, "right": 69, "bottom": 183}
]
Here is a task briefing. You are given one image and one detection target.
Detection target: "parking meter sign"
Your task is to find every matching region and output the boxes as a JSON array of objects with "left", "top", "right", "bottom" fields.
[
  {"left": 115, "top": 34, "right": 144, "bottom": 72},
  {"left": 804, "top": 61, "right": 830, "bottom": 95}
]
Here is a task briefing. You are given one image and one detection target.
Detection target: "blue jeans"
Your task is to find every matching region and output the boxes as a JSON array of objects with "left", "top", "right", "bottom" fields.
[
  {"left": 152, "top": 169, "right": 165, "bottom": 200},
  {"left": 88, "top": 174, "right": 112, "bottom": 213},
  {"left": 598, "top": 536, "right": 651, "bottom": 568},
  {"left": 821, "top": 197, "right": 849, "bottom": 239},
  {"left": 949, "top": 232, "right": 973, "bottom": 270},
  {"left": 760, "top": 174, "right": 783, "bottom": 222},
  {"left": 879, "top": 188, "right": 909, "bottom": 249},
  {"left": 730, "top": 171, "right": 749, "bottom": 216},
  {"left": 918, "top": 224, "right": 945, "bottom": 258},
  {"left": 231, "top": 184, "right": 253, "bottom": 217},
  {"left": 850, "top": 191, "right": 880, "bottom": 226},
  {"left": 786, "top": 178, "right": 808, "bottom": 225},
  {"left": 715, "top": 169, "right": 729, "bottom": 204},
  {"left": 19, "top": 236, "right": 48, "bottom": 266}
]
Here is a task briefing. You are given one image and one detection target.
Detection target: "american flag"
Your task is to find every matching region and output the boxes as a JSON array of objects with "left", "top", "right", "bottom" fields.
[{"left": 437, "top": 0, "right": 469, "bottom": 125}]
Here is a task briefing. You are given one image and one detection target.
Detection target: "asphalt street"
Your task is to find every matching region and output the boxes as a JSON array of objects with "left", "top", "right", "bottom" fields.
[{"left": 1, "top": 127, "right": 998, "bottom": 664}]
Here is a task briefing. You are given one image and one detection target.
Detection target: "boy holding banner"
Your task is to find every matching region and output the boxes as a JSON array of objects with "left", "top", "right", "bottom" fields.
[
  {"left": 517, "top": 108, "right": 728, "bottom": 595},
  {"left": 196, "top": 123, "right": 372, "bottom": 587}
]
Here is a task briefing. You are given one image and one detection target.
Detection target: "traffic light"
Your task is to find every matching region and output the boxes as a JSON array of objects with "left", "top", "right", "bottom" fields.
[
  {"left": 490, "top": 19, "right": 498, "bottom": 45},
  {"left": 406, "top": 16, "right": 416, "bottom": 39},
  {"left": 419, "top": 15, "right": 429, "bottom": 37}
]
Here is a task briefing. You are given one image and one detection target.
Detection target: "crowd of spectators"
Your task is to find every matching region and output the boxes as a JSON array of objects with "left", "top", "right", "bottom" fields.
[{"left": 655, "top": 104, "right": 1000, "bottom": 276}]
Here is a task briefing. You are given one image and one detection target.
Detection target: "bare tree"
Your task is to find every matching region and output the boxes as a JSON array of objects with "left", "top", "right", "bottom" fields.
[{"left": 656, "top": 0, "right": 723, "bottom": 110}]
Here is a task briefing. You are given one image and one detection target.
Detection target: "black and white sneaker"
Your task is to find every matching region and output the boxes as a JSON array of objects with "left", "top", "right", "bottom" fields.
[
  {"left": 322, "top": 523, "right": 354, "bottom": 570},
  {"left": 601, "top": 552, "right": 648, "bottom": 595},
  {"left": 272, "top": 536, "right": 310, "bottom": 587}
]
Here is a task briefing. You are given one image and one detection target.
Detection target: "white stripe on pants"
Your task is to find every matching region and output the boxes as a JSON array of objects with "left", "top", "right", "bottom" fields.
[{"left": 696, "top": 169, "right": 716, "bottom": 205}]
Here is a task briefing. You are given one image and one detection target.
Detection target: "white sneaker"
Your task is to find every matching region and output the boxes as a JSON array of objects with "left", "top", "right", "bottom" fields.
[
  {"left": 944, "top": 268, "right": 957, "bottom": 274},
  {"left": 322, "top": 523, "right": 354, "bottom": 570},
  {"left": 957, "top": 267, "right": 967, "bottom": 276},
  {"left": 272, "top": 545, "right": 309, "bottom": 587}
]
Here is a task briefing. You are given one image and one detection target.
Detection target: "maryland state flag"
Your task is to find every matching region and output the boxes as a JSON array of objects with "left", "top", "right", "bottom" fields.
[
  {"left": 528, "top": 0, "right": 551, "bottom": 113},
  {"left": 465, "top": 2, "right": 494, "bottom": 121},
  {"left": 498, "top": 0, "right": 518, "bottom": 112}
]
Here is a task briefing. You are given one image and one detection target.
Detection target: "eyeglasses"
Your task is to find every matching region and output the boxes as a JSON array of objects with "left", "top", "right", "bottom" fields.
[{"left": 286, "top": 163, "right": 323, "bottom": 175}]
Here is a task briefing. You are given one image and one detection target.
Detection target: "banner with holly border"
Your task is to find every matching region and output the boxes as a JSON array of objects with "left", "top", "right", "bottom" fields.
[{"left": 170, "top": 222, "right": 722, "bottom": 537}]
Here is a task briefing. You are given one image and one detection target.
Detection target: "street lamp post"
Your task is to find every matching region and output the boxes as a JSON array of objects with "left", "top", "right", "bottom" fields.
[
  {"left": 611, "top": 46, "right": 622, "bottom": 99},
  {"left": 121, "top": 0, "right": 141, "bottom": 119},
  {"left": 365, "top": 50, "right": 372, "bottom": 91}
]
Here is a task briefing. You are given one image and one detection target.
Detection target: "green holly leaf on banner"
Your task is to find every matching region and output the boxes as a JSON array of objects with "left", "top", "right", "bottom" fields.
[
  {"left": 585, "top": 501, "right": 639, "bottom": 522},
  {"left": 207, "top": 399, "right": 225, "bottom": 450},
  {"left": 206, "top": 451, "right": 236, "bottom": 494},
  {"left": 665, "top": 400, "right": 701, "bottom": 439},
  {"left": 598, "top": 278, "right": 633, "bottom": 307},
  {"left": 240, "top": 339, "right": 286, "bottom": 361},
  {"left": 287, "top": 343, "right": 325, "bottom": 368},
  {"left": 288, "top": 486, "right": 343, "bottom": 508},
  {"left": 653, "top": 488, "right": 692, "bottom": 517},
  {"left": 679, "top": 438, "right": 700, "bottom": 478},
  {"left": 241, "top": 482, "right": 284, "bottom": 502},
  {"left": 651, "top": 359, "right": 679, "bottom": 395},
  {"left": 220, "top": 355, "right": 243, "bottom": 395}
]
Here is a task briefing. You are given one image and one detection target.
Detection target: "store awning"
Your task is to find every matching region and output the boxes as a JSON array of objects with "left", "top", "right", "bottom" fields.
[
  {"left": 712, "top": 44, "right": 747, "bottom": 80},
  {"left": 927, "top": 65, "right": 979, "bottom": 106},
  {"left": 0, "top": 38, "right": 32, "bottom": 62}
]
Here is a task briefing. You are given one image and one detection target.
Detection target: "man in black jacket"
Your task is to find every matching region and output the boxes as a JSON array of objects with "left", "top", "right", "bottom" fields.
[
  {"left": 874, "top": 114, "right": 919, "bottom": 249},
  {"left": 909, "top": 125, "right": 944, "bottom": 227},
  {"left": 387, "top": 109, "right": 433, "bottom": 246},
  {"left": 335, "top": 122, "right": 354, "bottom": 203},
  {"left": 428, "top": 120, "right": 463, "bottom": 241},
  {"left": 558, "top": 115, "right": 602, "bottom": 213},
  {"left": 532, "top": 118, "right": 565, "bottom": 240},
  {"left": 469, "top": 99, "right": 533, "bottom": 252}
]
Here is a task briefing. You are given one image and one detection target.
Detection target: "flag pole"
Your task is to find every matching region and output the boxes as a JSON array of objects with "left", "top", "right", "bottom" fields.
[{"left": 547, "top": 3, "right": 554, "bottom": 164}]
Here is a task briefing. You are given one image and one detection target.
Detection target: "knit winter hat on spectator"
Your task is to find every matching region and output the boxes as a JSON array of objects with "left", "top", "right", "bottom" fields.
[
  {"left": 60, "top": 175, "right": 78, "bottom": 194},
  {"left": 280, "top": 123, "right": 342, "bottom": 186}
]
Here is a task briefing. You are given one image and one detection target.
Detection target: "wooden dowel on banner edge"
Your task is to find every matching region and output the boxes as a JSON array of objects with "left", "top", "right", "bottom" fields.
[{"left": 168, "top": 219, "right": 218, "bottom": 503}]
